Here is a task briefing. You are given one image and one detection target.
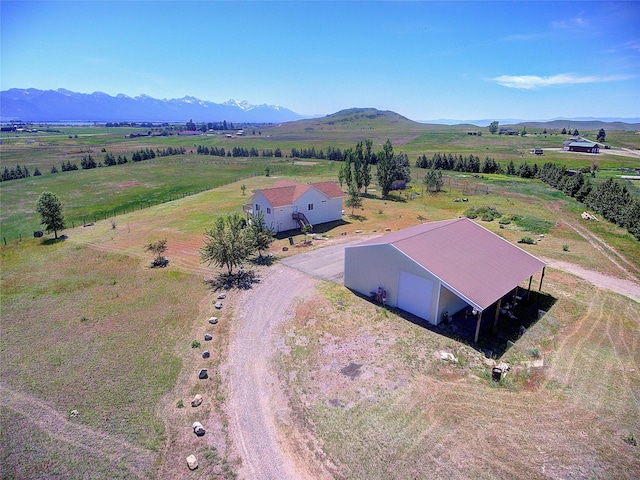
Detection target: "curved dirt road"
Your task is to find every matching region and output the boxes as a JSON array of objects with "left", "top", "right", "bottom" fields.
[
  {"left": 227, "top": 266, "right": 332, "bottom": 480},
  {"left": 0, "top": 384, "right": 157, "bottom": 479}
]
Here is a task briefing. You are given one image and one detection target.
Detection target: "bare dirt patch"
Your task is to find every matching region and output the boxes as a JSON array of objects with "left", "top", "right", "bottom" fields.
[{"left": 119, "top": 180, "right": 142, "bottom": 188}]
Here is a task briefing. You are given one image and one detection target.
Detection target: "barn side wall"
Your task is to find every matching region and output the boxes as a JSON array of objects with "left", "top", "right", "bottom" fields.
[{"left": 344, "top": 244, "right": 443, "bottom": 324}]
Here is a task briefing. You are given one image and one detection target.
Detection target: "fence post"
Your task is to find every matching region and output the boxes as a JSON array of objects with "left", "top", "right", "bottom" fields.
[{"left": 3, "top": 237, "right": 6, "bottom": 245}]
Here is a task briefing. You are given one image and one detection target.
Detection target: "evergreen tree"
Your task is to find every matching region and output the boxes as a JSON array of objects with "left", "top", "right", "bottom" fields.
[
  {"left": 423, "top": 168, "right": 444, "bottom": 193},
  {"left": 394, "top": 153, "right": 411, "bottom": 184}
]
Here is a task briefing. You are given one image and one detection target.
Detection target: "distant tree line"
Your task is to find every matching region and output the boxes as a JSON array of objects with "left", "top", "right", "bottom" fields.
[
  {"left": 415, "top": 153, "right": 502, "bottom": 174},
  {"left": 415, "top": 153, "right": 543, "bottom": 179},
  {"left": 60, "top": 161, "right": 79, "bottom": 172},
  {"left": 1, "top": 164, "right": 33, "bottom": 182},
  {"left": 336, "top": 139, "right": 410, "bottom": 197},
  {"left": 536, "top": 162, "right": 640, "bottom": 240},
  {"left": 416, "top": 154, "right": 639, "bottom": 240},
  {"left": 48, "top": 147, "right": 187, "bottom": 175},
  {"left": 196, "top": 145, "right": 227, "bottom": 157}
]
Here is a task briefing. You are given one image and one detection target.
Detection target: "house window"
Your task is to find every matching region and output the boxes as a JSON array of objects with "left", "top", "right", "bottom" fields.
[
  {"left": 255, "top": 204, "right": 260, "bottom": 211},
  {"left": 266, "top": 207, "right": 271, "bottom": 214},
  {"left": 308, "top": 203, "right": 314, "bottom": 211}
]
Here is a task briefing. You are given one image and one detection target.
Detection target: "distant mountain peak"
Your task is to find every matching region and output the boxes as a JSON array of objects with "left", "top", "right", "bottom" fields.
[{"left": 0, "top": 88, "right": 306, "bottom": 123}]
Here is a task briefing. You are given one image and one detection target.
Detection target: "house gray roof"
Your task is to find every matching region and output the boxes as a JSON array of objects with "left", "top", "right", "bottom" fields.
[{"left": 354, "top": 218, "right": 546, "bottom": 310}]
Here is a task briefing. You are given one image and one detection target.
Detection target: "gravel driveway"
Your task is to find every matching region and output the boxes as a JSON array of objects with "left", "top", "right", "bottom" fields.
[
  {"left": 228, "top": 265, "right": 332, "bottom": 480},
  {"left": 279, "top": 238, "right": 365, "bottom": 281}
]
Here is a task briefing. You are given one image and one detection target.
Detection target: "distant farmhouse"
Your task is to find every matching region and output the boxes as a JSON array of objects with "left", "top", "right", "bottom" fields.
[
  {"left": 499, "top": 128, "right": 520, "bottom": 135},
  {"left": 344, "top": 218, "right": 546, "bottom": 342},
  {"left": 563, "top": 140, "right": 600, "bottom": 154},
  {"left": 244, "top": 180, "right": 345, "bottom": 233}
]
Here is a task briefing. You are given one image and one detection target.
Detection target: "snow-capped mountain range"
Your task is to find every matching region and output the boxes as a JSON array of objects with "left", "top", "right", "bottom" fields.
[{"left": 0, "top": 88, "right": 305, "bottom": 123}]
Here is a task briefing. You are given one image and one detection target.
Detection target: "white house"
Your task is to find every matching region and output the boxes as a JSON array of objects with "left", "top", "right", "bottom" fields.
[
  {"left": 344, "top": 218, "right": 546, "bottom": 341},
  {"left": 244, "top": 180, "right": 345, "bottom": 233}
]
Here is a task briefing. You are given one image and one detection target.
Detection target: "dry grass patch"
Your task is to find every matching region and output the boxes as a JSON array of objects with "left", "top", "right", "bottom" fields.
[
  {"left": 1, "top": 238, "right": 207, "bottom": 478},
  {"left": 277, "top": 277, "right": 640, "bottom": 479}
]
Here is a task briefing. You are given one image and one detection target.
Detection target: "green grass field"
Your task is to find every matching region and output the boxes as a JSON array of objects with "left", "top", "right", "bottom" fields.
[
  {"left": 1, "top": 115, "right": 639, "bottom": 479},
  {"left": 2, "top": 119, "right": 639, "bottom": 242}
]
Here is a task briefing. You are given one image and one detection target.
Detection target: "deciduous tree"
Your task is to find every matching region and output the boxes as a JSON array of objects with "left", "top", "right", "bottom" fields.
[
  {"left": 145, "top": 238, "right": 168, "bottom": 267},
  {"left": 249, "top": 211, "right": 275, "bottom": 259},
  {"left": 200, "top": 214, "right": 253, "bottom": 275},
  {"left": 376, "top": 139, "right": 396, "bottom": 196},
  {"left": 36, "top": 191, "right": 65, "bottom": 239},
  {"left": 345, "top": 184, "right": 363, "bottom": 215}
]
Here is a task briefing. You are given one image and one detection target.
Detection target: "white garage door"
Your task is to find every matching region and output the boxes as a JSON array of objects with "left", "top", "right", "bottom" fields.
[{"left": 397, "top": 270, "right": 434, "bottom": 322}]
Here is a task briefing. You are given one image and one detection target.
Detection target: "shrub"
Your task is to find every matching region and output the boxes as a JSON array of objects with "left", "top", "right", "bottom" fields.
[
  {"left": 465, "top": 206, "right": 501, "bottom": 222},
  {"left": 623, "top": 433, "right": 637, "bottom": 446},
  {"left": 191, "top": 340, "right": 201, "bottom": 349},
  {"left": 176, "top": 399, "right": 184, "bottom": 408},
  {"left": 562, "top": 244, "right": 569, "bottom": 252},
  {"left": 513, "top": 216, "right": 553, "bottom": 234},
  {"left": 519, "top": 236, "right": 535, "bottom": 245},
  {"left": 498, "top": 217, "right": 511, "bottom": 225}
]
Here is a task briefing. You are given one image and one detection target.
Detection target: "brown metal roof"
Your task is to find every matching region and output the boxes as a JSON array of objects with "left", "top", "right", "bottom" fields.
[
  {"left": 312, "top": 181, "right": 347, "bottom": 198},
  {"left": 255, "top": 180, "right": 345, "bottom": 207},
  {"left": 355, "top": 218, "right": 546, "bottom": 310}
]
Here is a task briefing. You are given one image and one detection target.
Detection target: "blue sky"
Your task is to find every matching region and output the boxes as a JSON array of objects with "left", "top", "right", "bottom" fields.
[{"left": 2, "top": 1, "right": 639, "bottom": 121}]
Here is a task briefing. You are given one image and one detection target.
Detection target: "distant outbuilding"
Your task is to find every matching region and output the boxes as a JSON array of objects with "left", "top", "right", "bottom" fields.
[{"left": 564, "top": 141, "right": 600, "bottom": 153}]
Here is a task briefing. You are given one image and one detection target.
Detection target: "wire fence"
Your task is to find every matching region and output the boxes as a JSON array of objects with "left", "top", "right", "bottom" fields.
[{"left": 3, "top": 165, "right": 289, "bottom": 245}]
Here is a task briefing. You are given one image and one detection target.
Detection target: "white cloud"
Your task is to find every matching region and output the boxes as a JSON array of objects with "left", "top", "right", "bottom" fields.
[
  {"left": 551, "top": 15, "right": 589, "bottom": 30},
  {"left": 490, "top": 73, "right": 635, "bottom": 89}
]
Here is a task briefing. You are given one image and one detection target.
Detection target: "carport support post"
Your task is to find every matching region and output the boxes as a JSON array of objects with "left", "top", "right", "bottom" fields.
[
  {"left": 494, "top": 298, "right": 502, "bottom": 327},
  {"left": 474, "top": 310, "right": 483, "bottom": 343},
  {"left": 527, "top": 276, "right": 533, "bottom": 299},
  {"left": 539, "top": 267, "right": 545, "bottom": 291}
]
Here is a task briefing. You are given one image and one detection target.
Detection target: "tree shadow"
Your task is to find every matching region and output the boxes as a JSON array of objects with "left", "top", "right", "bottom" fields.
[
  {"left": 39, "top": 234, "right": 68, "bottom": 246},
  {"left": 274, "top": 219, "right": 352, "bottom": 240},
  {"left": 204, "top": 269, "right": 261, "bottom": 291},
  {"left": 251, "top": 254, "right": 276, "bottom": 266},
  {"left": 381, "top": 193, "right": 407, "bottom": 203},
  {"left": 347, "top": 214, "right": 367, "bottom": 222}
]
